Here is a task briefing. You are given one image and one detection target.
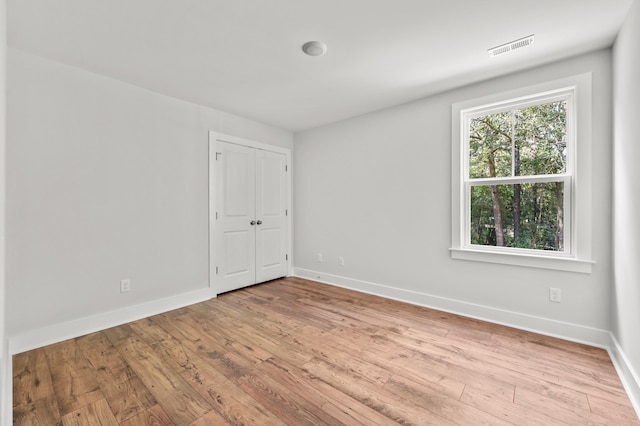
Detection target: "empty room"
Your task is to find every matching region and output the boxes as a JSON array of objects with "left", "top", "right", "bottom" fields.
[{"left": 2, "top": 0, "right": 640, "bottom": 424}]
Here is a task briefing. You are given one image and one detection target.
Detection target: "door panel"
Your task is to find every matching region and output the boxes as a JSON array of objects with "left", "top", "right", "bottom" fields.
[
  {"left": 259, "top": 228, "right": 282, "bottom": 267},
  {"left": 255, "top": 150, "right": 288, "bottom": 283},
  {"left": 215, "top": 142, "right": 256, "bottom": 293},
  {"left": 259, "top": 155, "right": 282, "bottom": 216},
  {"left": 223, "top": 230, "right": 252, "bottom": 276},
  {"left": 224, "top": 150, "right": 253, "bottom": 217}
]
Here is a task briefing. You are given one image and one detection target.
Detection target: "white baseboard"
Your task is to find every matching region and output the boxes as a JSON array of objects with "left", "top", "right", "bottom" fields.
[
  {"left": 8, "top": 287, "right": 215, "bottom": 356},
  {"left": 293, "top": 267, "right": 611, "bottom": 348},
  {"left": 607, "top": 333, "right": 640, "bottom": 419}
]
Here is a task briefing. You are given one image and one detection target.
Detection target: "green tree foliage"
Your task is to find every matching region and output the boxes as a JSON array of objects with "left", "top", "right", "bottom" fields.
[{"left": 468, "top": 101, "right": 567, "bottom": 251}]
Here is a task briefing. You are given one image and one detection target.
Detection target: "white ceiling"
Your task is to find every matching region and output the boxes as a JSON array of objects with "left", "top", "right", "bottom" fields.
[{"left": 7, "top": 0, "right": 634, "bottom": 132}]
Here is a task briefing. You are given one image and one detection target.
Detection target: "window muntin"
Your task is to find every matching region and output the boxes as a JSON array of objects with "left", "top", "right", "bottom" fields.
[{"left": 462, "top": 90, "right": 574, "bottom": 255}]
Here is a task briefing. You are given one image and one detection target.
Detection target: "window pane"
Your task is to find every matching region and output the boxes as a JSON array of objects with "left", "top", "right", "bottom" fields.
[
  {"left": 515, "top": 101, "right": 567, "bottom": 175},
  {"left": 469, "top": 101, "right": 567, "bottom": 179},
  {"left": 469, "top": 111, "right": 512, "bottom": 178},
  {"left": 470, "top": 182, "right": 564, "bottom": 251}
]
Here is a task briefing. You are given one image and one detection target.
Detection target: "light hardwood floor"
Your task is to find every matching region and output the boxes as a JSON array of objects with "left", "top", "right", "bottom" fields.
[{"left": 13, "top": 277, "right": 640, "bottom": 425}]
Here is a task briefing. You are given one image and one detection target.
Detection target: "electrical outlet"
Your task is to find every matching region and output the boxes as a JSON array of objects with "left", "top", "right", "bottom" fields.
[
  {"left": 120, "top": 279, "right": 131, "bottom": 293},
  {"left": 549, "top": 287, "right": 561, "bottom": 303},
  {"left": 338, "top": 256, "right": 345, "bottom": 266},
  {"left": 317, "top": 253, "right": 323, "bottom": 262}
]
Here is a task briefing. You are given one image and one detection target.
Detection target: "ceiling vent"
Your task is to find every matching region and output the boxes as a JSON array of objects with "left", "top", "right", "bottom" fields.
[{"left": 488, "top": 35, "right": 535, "bottom": 57}]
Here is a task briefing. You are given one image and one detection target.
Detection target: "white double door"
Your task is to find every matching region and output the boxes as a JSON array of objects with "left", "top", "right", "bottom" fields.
[{"left": 213, "top": 140, "right": 288, "bottom": 294}]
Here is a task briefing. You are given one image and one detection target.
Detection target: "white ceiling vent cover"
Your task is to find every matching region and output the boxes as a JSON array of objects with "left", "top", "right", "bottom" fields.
[{"left": 488, "top": 35, "right": 535, "bottom": 57}]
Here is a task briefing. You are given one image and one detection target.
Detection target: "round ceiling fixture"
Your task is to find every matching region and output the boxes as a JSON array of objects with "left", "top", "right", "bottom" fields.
[{"left": 302, "top": 41, "right": 327, "bottom": 57}]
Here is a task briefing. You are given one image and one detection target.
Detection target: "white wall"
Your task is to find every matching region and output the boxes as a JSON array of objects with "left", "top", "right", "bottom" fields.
[
  {"left": 0, "top": 1, "right": 6, "bottom": 423},
  {"left": 294, "top": 49, "right": 613, "bottom": 344},
  {"left": 6, "top": 48, "right": 292, "bottom": 341},
  {"left": 613, "top": 0, "right": 640, "bottom": 410}
]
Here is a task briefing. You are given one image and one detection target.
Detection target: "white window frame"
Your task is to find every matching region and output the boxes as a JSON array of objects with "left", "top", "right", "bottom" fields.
[{"left": 450, "top": 74, "right": 594, "bottom": 273}]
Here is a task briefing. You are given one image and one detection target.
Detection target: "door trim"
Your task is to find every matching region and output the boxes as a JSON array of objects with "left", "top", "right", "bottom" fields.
[{"left": 208, "top": 132, "right": 292, "bottom": 297}]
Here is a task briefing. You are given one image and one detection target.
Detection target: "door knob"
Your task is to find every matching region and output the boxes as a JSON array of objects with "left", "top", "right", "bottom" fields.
[
  {"left": 250, "top": 220, "right": 256, "bottom": 225},
  {"left": 256, "top": 220, "right": 263, "bottom": 225}
]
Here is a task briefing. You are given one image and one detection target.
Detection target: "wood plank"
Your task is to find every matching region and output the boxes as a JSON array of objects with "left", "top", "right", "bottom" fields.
[
  {"left": 297, "top": 370, "right": 402, "bottom": 426},
  {"left": 44, "top": 340, "right": 104, "bottom": 416},
  {"left": 257, "top": 356, "right": 398, "bottom": 425},
  {"left": 147, "top": 312, "right": 230, "bottom": 360},
  {"left": 104, "top": 325, "right": 212, "bottom": 425},
  {"left": 285, "top": 324, "right": 417, "bottom": 376},
  {"left": 131, "top": 317, "right": 286, "bottom": 425},
  {"left": 218, "top": 295, "right": 302, "bottom": 337},
  {"left": 119, "top": 404, "right": 175, "bottom": 426},
  {"left": 383, "top": 375, "right": 512, "bottom": 426},
  {"left": 60, "top": 398, "right": 119, "bottom": 426},
  {"left": 13, "top": 395, "right": 62, "bottom": 426},
  {"left": 12, "top": 347, "right": 55, "bottom": 408},
  {"left": 460, "top": 385, "right": 572, "bottom": 426},
  {"left": 76, "top": 331, "right": 156, "bottom": 423},
  {"left": 180, "top": 351, "right": 287, "bottom": 425},
  {"left": 408, "top": 349, "right": 516, "bottom": 402},
  {"left": 514, "top": 386, "right": 621, "bottom": 425},
  {"left": 233, "top": 363, "right": 338, "bottom": 425},
  {"left": 280, "top": 325, "right": 395, "bottom": 387},
  {"left": 176, "top": 305, "right": 275, "bottom": 364},
  {"left": 206, "top": 300, "right": 312, "bottom": 367},
  {"left": 301, "top": 356, "right": 457, "bottom": 425},
  {"left": 587, "top": 393, "right": 640, "bottom": 424},
  {"left": 187, "top": 409, "right": 231, "bottom": 426}
]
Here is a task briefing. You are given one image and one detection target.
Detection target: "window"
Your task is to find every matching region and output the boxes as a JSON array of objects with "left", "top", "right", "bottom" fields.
[
  {"left": 450, "top": 74, "right": 593, "bottom": 273},
  {"left": 467, "top": 93, "right": 571, "bottom": 252}
]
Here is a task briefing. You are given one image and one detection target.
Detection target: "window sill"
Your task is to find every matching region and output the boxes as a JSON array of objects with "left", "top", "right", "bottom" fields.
[{"left": 449, "top": 248, "right": 594, "bottom": 274}]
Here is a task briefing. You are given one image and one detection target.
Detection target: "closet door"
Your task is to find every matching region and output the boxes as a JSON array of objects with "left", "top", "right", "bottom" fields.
[
  {"left": 255, "top": 149, "right": 288, "bottom": 283},
  {"left": 215, "top": 142, "right": 257, "bottom": 293},
  {"left": 213, "top": 140, "right": 288, "bottom": 294}
]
